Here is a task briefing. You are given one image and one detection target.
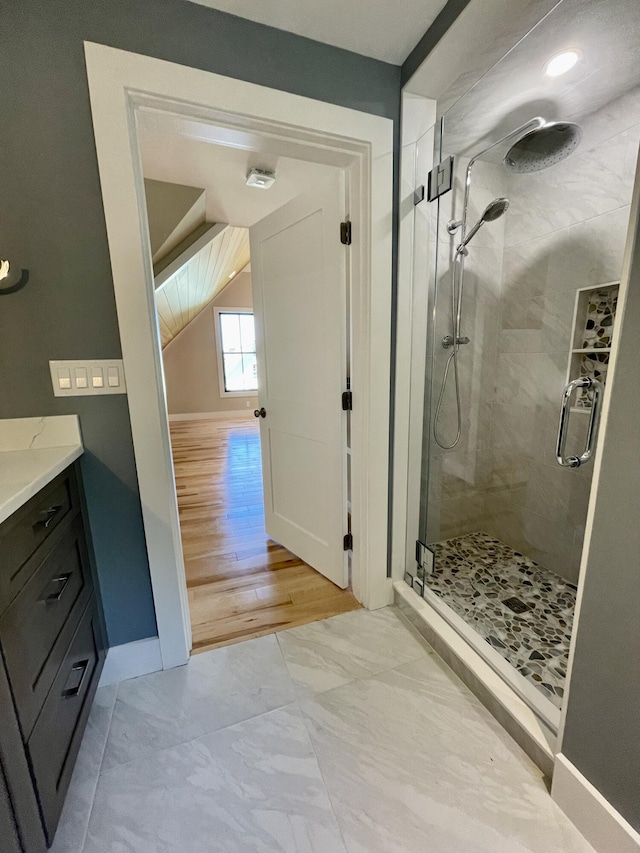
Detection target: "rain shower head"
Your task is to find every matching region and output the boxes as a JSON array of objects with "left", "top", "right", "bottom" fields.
[
  {"left": 457, "top": 197, "right": 509, "bottom": 252},
  {"left": 504, "top": 121, "right": 582, "bottom": 173}
]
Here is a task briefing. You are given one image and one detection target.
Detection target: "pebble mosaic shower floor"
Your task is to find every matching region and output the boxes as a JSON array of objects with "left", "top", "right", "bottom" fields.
[{"left": 424, "top": 531, "right": 577, "bottom": 709}]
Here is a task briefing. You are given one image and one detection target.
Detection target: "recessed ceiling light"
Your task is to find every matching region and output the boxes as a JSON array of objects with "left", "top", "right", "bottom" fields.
[{"left": 545, "top": 50, "right": 580, "bottom": 77}]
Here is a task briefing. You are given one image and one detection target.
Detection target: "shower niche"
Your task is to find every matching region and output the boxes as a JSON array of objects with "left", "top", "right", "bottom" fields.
[{"left": 568, "top": 282, "right": 619, "bottom": 411}]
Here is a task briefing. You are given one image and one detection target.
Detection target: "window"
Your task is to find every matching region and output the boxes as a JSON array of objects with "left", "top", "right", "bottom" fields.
[{"left": 215, "top": 309, "right": 258, "bottom": 393}]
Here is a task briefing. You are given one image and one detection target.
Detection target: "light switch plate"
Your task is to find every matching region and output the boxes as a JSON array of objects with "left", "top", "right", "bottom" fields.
[{"left": 49, "top": 360, "right": 127, "bottom": 396}]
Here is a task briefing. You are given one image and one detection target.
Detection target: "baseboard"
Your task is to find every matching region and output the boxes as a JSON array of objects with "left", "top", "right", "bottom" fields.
[
  {"left": 552, "top": 754, "right": 640, "bottom": 852},
  {"left": 168, "top": 410, "right": 255, "bottom": 421},
  {"left": 98, "top": 637, "right": 163, "bottom": 686}
]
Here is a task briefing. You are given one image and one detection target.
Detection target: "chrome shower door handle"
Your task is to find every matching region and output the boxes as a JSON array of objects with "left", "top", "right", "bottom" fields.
[{"left": 556, "top": 376, "right": 603, "bottom": 468}]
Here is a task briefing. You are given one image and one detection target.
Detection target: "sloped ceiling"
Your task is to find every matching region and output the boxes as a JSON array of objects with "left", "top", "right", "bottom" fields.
[
  {"left": 155, "top": 225, "right": 250, "bottom": 348},
  {"left": 143, "top": 178, "right": 206, "bottom": 263},
  {"left": 139, "top": 116, "right": 339, "bottom": 349}
]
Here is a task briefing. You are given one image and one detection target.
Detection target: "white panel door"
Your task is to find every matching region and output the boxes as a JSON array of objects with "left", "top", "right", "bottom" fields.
[{"left": 250, "top": 177, "right": 348, "bottom": 588}]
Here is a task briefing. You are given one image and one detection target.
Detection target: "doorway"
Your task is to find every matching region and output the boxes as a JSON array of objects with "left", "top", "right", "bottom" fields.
[
  {"left": 139, "top": 121, "right": 361, "bottom": 648},
  {"left": 85, "top": 41, "right": 394, "bottom": 669}
]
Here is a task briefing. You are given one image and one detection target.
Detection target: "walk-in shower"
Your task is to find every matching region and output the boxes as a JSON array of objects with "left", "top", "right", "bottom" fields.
[
  {"left": 434, "top": 118, "right": 583, "bottom": 450},
  {"left": 405, "top": 53, "right": 637, "bottom": 740}
]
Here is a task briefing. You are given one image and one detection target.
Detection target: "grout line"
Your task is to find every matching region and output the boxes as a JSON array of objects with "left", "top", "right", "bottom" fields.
[
  {"left": 295, "top": 700, "right": 352, "bottom": 852},
  {"left": 95, "top": 697, "right": 301, "bottom": 778},
  {"left": 75, "top": 684, "right": 119, "bottom": 853},
  {"left": 276, "top": 606, "right": 434, "bottom": 698},
  {"left": 96, "top": 636, "right": 300, "bottom": 777},
  {"left": 503, "top": 201, "right": 631, "bottom": 252}
]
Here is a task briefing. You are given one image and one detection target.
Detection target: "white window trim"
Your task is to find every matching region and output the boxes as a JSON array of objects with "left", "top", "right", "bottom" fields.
[
  {"left": 213, "top": 307, "right": 258, "bottom": 397},
  {"left": 84, "top": 41, "right": 395, "bottom": 672}
]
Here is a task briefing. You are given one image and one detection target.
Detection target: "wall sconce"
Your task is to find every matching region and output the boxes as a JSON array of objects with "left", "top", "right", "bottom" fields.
[{"left": 0, "top": 258, "right": 29, "bottom": 294}]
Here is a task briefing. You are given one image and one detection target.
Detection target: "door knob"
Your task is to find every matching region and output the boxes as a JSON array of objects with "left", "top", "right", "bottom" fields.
[{"left": 254, "top": 408, "right": 266, "bottom": 418}]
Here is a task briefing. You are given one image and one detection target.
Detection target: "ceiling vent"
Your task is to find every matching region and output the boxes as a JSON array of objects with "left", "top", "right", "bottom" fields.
[{"left": 246, "top": 168, "right": 276, "bottom": 189}]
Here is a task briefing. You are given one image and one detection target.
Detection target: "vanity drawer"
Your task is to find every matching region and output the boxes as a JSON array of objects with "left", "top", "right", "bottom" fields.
[
  {"left": 27, "top": 600, "right": 101, "bottom": 845},
  {"left": 0, "top": 517, "right": 91, "bottom": 738},
  {"left": 0, "top": 470, "right": 78, "bottom": 613}
]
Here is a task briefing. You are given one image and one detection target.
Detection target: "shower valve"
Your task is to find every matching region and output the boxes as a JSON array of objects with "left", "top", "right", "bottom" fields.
[{"left": 442, "top": 335, "right": 470, "bottom": 348}]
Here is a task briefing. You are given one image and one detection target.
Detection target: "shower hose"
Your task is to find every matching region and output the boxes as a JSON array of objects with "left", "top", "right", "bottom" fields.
[{"left": 433, "top": 246, "right": 466, "bottom": 450}]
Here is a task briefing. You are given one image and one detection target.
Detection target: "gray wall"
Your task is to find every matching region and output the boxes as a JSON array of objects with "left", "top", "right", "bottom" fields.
[
  {"left": 560, "top": 155, "right": 640, "bottom": 832},
  {"left": 163, "top": 273, "right": 258, "bottom": 415},
  {"left": 0, "top": 0, "right": 400, "bottom": 646}
]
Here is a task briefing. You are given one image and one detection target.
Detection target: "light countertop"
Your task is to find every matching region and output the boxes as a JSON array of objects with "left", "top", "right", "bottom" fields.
[{"left": 0, "top": 416, "right": 84, "bottom": 525}]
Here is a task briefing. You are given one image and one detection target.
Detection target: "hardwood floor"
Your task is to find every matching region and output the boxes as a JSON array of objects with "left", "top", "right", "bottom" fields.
[{"left": 169, "top": 415, "right": 360, "bottom": 653}]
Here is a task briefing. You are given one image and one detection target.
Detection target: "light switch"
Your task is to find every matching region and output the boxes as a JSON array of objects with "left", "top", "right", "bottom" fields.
[
  {"left": 49, "top": 360, "right": 126, "bottom": 396},
  {"left": 57, "top": 369, "right": 71, "bottom": 389}
]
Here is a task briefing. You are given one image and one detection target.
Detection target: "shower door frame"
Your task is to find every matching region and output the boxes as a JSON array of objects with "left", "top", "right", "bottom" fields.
[{"left": 400, "top": 106, "right": 563, "bottom": 731}]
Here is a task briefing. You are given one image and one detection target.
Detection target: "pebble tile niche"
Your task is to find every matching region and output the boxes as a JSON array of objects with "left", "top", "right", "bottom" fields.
[
  {"left": 422, "top": 532, "right": 576, "bottom": 709},
  {"left": 574, "top": 283, "right": 618, "bottom": 409}
]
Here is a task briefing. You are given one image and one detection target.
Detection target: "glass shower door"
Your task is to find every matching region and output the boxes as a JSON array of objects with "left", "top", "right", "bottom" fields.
[{"left": 413, "top": 92, "right": 630, "bottom": 721}]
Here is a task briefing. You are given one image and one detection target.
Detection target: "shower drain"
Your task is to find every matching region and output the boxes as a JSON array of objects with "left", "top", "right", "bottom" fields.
[{"left": 502, "top": 597, "right": 533, "bottom": 614}]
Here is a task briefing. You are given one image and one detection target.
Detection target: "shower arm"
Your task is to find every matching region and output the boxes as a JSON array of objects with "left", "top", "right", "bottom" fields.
[{"left": 459, "top": 117, "right": 545, "bottom": 240}]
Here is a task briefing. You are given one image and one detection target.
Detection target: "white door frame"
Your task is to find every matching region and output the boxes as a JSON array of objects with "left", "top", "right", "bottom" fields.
[{"left": 84, "top": 42, "right": 395, "bottom": 669}]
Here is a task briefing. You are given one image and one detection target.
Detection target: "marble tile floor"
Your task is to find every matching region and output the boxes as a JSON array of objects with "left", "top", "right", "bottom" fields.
[
  {"left": 51, "top": 606, "right": 593, "bottom": 853},
  {"left": 425, "top": 532, "right": 577, "bottom": 709}
]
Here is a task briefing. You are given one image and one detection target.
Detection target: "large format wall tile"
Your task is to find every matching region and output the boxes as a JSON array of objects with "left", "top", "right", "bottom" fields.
[
  {"left": 494, "top": 352, "right": 566, "bottom": 410},
  {"left": 475, "top": 108, "right": 639, "bottom": 581},
  {"left": 505, "top": 123, "right": 640, "bottom": 247},
  {"left": 439, "top": 489, "right": 487, "bottom": 540}
]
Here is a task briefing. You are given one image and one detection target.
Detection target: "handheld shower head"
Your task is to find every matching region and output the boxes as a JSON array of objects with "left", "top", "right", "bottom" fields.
[
  {"left": 481, "top": 197, "right": 510, "bottom": 221},
  {"left": 457, "top": 197, "right": 509, "bottom": 253}
]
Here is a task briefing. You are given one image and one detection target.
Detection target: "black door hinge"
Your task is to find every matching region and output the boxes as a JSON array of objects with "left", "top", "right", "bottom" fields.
[
  {"left": 427, "top": 156, "right": 454, "bottom": 202},
  {"left": 343, "top": 532, "right": 353, "bottom": 551},
  {"left": 340, "top": 221, "right": 352, "bottom": 245},
  {"left": 341, "top": 390, "right": 352, "bottom": 411}
]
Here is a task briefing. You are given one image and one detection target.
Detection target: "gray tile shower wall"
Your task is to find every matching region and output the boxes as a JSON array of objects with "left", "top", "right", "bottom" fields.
[
  {"left": 427, "top": 88, "right": 640, "bottom": 583},
  {"left": 485, "top": 89, "right": 640, "bottom": 582}
]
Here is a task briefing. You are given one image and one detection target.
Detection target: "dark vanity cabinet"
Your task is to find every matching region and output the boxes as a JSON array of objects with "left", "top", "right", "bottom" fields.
[{"left": 0, "top": 462, "right": 106, "bottom": 850}]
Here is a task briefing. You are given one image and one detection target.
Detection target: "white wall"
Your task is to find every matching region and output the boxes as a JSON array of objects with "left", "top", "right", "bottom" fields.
[{"left": 162, "top": 271, "right": 258, "bottom": 414}]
